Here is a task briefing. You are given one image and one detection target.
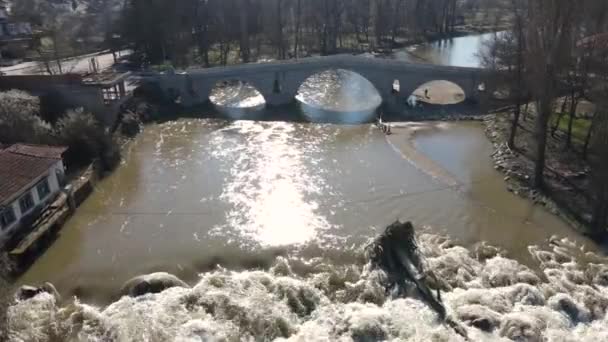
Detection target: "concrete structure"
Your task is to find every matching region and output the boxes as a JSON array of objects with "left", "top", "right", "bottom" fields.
[
  {"left": 0, "top": 72, "right": 132, "bottom": 127},
  {"left": 0, "top": 144, "right": 67, "bottom": 244},
  {"left": 157, "top": 55, "right": 486, "bottom": 113}
]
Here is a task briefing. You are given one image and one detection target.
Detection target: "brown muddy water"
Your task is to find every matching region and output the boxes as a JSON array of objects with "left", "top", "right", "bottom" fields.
[{"left": 19, "top": 118, "right": 598, "bottom": 305}]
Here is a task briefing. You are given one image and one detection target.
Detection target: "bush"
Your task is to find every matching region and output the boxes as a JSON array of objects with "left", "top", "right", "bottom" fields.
[
  {"left": 0, "top": 90, "right": 52, "bottom": 145},
  {"left": 56, "top": 108, "right": 121, "bottom": 171},
  {"left": 39, "top": 89, "right": 73, "bottom": 124},
  {"left": 120, "top": 111, "right": 141, "bottom": 137},
  {"left": 133, "top": 81, "right": 166, "bottom": 104}
]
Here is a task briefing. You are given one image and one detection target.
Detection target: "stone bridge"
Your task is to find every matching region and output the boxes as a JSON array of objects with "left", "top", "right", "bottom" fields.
[{"left": 156, "top": 55, "right": 487, "bottom": 113}]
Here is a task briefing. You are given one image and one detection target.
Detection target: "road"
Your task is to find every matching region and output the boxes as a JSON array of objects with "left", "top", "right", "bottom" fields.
[{"left": 0, "top": 50, "right": 131, "bottom": 76}]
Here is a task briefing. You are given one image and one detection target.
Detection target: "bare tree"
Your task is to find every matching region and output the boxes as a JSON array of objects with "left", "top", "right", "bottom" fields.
[
  {"left": 239, "top": 0, "right": 252, "bottom": 63},
  {"left": 293, "top": 0, "right": 303, "bottom": 58},
  {"left": 478, "top": 1, "right": 526, "bottom": 150},
  {"left": 589, "top": 104, "right": 608, "bottom": 237},
  {"left": 525, "top": 0, "right": 577, "bottom": 189}
]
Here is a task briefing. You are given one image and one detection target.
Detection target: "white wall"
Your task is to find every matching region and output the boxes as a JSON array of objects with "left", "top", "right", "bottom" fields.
[{"left": 0, "top": 160, "right": 65, "bottom": 241}]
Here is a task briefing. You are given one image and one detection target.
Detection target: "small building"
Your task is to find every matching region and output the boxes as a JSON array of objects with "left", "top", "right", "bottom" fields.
[
  {"left": 0, "top": 2, "right": 37, "bottom": 63},
  {"left": 0, "top": 144, "right": 67, "bottom": 244}
]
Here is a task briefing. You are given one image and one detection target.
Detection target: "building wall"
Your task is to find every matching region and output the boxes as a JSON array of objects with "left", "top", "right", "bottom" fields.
[
  {"left": 0, "top": 160, "right": 64, "bottom": 241},
  {"left": 0, "top": 75, "right": 122, "bottom": 127}
]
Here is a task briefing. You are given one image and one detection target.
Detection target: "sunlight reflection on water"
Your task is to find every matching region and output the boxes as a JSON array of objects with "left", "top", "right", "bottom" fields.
[{"left": 209, "top": 121, "right": 334, "bottom": 246}]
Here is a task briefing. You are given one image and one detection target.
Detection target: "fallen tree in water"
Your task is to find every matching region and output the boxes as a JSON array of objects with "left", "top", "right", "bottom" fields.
[{"left": 367, "top": 220, "right": 468, "bottom": 338}]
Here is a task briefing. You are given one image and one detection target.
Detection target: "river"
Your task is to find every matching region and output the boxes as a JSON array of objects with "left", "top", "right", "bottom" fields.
[
  {"left": 392, "top": 32, "right": 499, "bottom": 67},
  {"left": 10, "top": 33, "right": 608, "bottom": 341}
]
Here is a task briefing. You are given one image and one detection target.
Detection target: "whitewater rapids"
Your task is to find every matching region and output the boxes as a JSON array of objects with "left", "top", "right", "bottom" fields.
[{"left": 8, "top": 231, "right": 608, "bottom": 341}]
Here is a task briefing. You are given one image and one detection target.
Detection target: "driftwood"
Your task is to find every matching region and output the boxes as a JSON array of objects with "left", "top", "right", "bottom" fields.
[{"left": 367, "top": 221, "right": 468, "bottom": 339}]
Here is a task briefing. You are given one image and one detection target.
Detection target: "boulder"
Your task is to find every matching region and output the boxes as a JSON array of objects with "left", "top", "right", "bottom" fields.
[
  {"left": 120, "top": 272, "right": 189, "bottom": 297},
  {"left": 456, "top": 304, "right": 502, "bottom": 332},
  {"left": 16, "top": 282, "right": 60, "bottom": 302}
]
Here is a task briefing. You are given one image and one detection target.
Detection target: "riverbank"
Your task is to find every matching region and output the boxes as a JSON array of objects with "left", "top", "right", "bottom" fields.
[
  {"left": 482, "top": 112, "right": 593, "bottom": 235},
  {"left": 3, "top": 165, "right": 96, "bottom": 275}
]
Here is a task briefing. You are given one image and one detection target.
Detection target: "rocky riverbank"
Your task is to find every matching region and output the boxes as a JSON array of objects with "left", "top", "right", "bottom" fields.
[{"left": 482, "top": 113, "right": 589, "bottom": 234}]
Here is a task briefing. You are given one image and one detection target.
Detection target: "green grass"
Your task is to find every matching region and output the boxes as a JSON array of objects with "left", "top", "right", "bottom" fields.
[{"left": 551, "top": 113, "right": 592, "bottom": 145}]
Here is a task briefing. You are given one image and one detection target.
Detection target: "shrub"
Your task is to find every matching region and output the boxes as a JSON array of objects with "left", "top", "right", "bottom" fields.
[
  {"left": 56, "top": 108, "right": 121, "bottom": 171},
  {"left": 133, "top": 81, "right": 166, "bottom": 104},
  {"left": 0, "top": 90, "right": 51, "bottom": 145},
  {"left": 120, "top": 111, "right": 141, "bottom": 137},
  {"left": 39, "top": 89, "right": 73, "bottom": 124}
]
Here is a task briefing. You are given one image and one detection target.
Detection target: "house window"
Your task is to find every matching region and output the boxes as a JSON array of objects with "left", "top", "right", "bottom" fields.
[
  {"left": 0, "top": 207, "right": 16, "bottom": 229},
  {"left": 37, "top": 178, "right": 51, "bottom": 200},
  {"left": 19, "top": 192, "right": 35, "bottom": 214}
]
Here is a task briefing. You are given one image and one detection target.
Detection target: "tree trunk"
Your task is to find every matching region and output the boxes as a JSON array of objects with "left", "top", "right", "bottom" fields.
[
  {"left": 551, "top": 96, "right": 568, "bottom": 137},
  {"left": 239, "top": 0, "right": 251, "bottom": 63},
  {"left": 293, "top": 0, "right": 302, "bottom": 58},
  {"left": 391, "top": 0, "right": 401, "bottom": 44},
  {"left": 591, "top": 195, "right": 608, "bottom": 237},
  {"left": 583, "top": 114, "right": 595, "bottom": 159},
  {"left": 508, "top": 105, "right": 521, "bottom": 149},
  {"left": 534, "top": 98, "right": 552, "bottom": 189},
  {"left": 565, "top": 95, "right": 579, "bottom": 149},
  {"left": 276, "top": 0, "right": 285, "bottom": 59},
  {"left": 449, "top": 0, "right": 457, "bottom": 32},
  {"left": 509, "top": 21, "right": 524, "bottom": 150}
]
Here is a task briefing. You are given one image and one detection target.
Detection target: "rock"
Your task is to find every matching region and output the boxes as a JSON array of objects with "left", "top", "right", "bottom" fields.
[
  {"left": 456, "top": 304, "right": 501, "bottom": 332},
  {"left": 472, "top": 318, "right": 494, "bottom": 332},
  {"left": 16, "top": 282, "right": 60, "bottom": 302},
  {"left": 475, "top": 242, "right": 502, "bottom": 261},
  {"left": 16, "top": 285, "right": 42, "bottom": 300},
  {"left": 120, "top": 111, "right": 142, "bottom": 137},
  {"left": 549, "top": 294, "right": 590, "bottom": 323},
  {"left": 120, "top": 272, "right": 189, "bottom": 297}
]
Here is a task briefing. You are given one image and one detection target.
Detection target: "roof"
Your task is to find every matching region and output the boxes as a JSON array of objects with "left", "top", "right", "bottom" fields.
[
  {"left": 0, "top": 144, "right": 67, "bottom": 206},
  {"left": 83, "top": 71, "right": 131, "bottom": 87},
  {"left": 578, "top": 33, "right": 608, "bottom": 49}
]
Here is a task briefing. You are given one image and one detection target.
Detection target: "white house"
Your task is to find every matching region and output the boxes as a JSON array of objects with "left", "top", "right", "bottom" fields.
[{"left": 0, "top": 144, "right": 67, "bottom": 244}]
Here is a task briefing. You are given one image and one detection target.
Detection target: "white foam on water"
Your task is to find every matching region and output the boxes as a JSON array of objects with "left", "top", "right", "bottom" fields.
[{"left": 8, "top": 231, "right": 608, "bottom": 341}]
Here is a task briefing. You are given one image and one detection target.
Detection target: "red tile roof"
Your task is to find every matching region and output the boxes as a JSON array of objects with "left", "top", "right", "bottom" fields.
[
  {"left": 578, "top": 33, "right": 608, "bottom": 49},
  {"left": 0, "top": 144, "right": 67, "bottom": 206}
]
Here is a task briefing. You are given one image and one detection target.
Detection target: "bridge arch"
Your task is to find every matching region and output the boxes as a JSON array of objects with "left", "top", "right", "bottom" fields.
[
  {"left": 294, "top": 69, "right": 382, "bottom": 111},
  {"left": 409, "top": 80, "right": 467, "bottom": 105},
  {"left": 293, "top": 69, "right": 382, "bottom": 123},
  {"left": 208, "top": 79, "right": 266, "bottom": 110}
]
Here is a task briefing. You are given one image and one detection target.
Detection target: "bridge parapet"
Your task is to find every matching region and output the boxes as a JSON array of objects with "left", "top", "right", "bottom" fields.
[{"left": 156, "top": 55, "right": 488, "bottom": 111}]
